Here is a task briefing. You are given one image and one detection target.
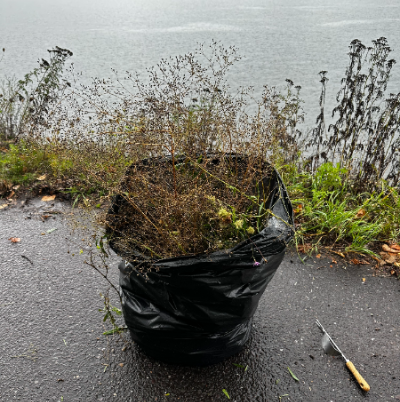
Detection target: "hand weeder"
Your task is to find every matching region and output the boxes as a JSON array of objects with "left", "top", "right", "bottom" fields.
[{"left": 316, "top": 319, "right": 370, "bottom": 392}]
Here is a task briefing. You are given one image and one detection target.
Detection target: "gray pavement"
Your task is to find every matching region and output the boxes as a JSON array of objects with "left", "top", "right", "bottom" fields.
[{"left": 1, "top": 199, "right": 400, "bottom": 401}]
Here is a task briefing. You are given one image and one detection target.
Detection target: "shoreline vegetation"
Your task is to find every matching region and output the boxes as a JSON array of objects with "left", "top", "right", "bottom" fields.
[{"left": 1, "top": 39, "right": 400, "bottom": 276}]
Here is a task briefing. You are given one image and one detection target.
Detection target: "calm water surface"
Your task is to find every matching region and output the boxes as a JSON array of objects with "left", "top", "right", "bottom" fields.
[{"left": 1, "top": 0, "right": 400, "bottom": 125}]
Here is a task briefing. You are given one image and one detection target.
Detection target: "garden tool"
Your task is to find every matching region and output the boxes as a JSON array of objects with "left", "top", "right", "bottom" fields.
[{"left": 316, "top": 319, "right": 370, "bottom": 392}]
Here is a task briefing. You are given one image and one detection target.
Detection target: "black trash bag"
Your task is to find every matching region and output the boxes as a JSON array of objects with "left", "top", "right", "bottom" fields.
[{"left": 107, "top": 156, "right": 294, "bottom": 366}]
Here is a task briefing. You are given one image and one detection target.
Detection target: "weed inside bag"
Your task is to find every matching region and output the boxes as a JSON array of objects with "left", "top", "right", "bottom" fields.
[{"left": 106, "top": 155, "right": 281, "bottom": 262}]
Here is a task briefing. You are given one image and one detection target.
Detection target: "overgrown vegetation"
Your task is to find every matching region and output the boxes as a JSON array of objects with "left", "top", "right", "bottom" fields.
[
  {"left": 0, "top": 47, "right": 72, "bottom": 139},
  {"left": 1, "top": 38, "right": 400, "bottom": 266}
]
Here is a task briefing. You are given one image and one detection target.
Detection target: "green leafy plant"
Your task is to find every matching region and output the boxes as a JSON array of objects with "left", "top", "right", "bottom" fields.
[
  {"left": 0, "top": 46, "right": 72, "bottom": 140},
  {"left": 306, "top": 37, "right": 400, "bottom": 190},
  {"left": 98, "top": 293, "right": 126, "bottom": 335},
  {"left": 287, "top": 366, "right": 299, "bottom": 382}
]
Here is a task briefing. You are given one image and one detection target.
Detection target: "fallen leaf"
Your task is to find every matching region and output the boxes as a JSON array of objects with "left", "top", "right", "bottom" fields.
[
  {"left": 12, "top": 185, "right": 20, "bottom": 190},
  {"left": 287, "top": 366, "right": 299, "bottom": 381},
  {"left": 380, "top": 251, "right": 400, "bottom": 264},
  {"left": 37, "top": 174, "right": 47, "bottom": 181},
  {"left": 119, "top": 363, "right": 124, "bottom": 367},
  {"left": 371, "top": 255, "right": 386, "bottom": 267},
  {"left": 9, "top": 237, "right": 21, "bottom": 243},
  {"left": 42, "top": 195, "right": 56, "bottom": 202},
  {"left": 297, "top": 244, "right": 312, "bottom": 253},
  {"left": 390, "top": 244, "right": 400, "bottom": 251},
  {"left": 351, "top": 258, "right": 361, "bottom": 265},
  {"left": 331, "top": 259, "right": 337, "bottom": 264},
  {"left": 382, "top": 244, "right": 400, "bottom": 254},
  {"left": 316, "top": 254, "right": 321, "bottom": 259},
  {"left": 7, "top": 190, "right": 15, "bottom": 199},
  {"left": 46, "top": 228, "right": 57, "bottom": 234},
  {"left": 333, "top": 251, "right": 345, "bottom": 258},
  {"left": 391, "top": 270, "right": 396, "bottom": 275},
  {"left": 232, "top": 363, "right": 245, "bottom": 368},
  {"left": 222, "top": 389, "right": 230, "bottom": 399},
  {"left": 0, "top": 204, "right": 8, "bottom": 210},
  {"left": 362, "top": 278, "right": 366, "bottom": 282},
  {"left": 355, "top": 208, "right": 366, "bottom": 218},
  {"left": 41, "top": 215, "right": 51, "bottom": 221},
  {"left": 394, "top": 262, "right": 400, "bottom": 268}
]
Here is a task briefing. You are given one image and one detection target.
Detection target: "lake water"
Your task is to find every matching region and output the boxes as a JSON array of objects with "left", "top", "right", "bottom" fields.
[{"left": 1, "top": 0, "right": 400, "bottom": 127}]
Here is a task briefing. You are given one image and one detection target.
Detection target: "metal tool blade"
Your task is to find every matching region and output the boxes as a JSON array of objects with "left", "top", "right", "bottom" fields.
[
  {"left": 321, "top": 333, "right": 341, "bottom": 356},
  {"left": 316, "top": 319, "right": 347, "bottom": 361}
]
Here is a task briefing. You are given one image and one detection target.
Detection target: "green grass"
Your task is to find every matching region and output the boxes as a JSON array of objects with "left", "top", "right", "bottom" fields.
[
  {"left": 279, "top": 160, "right": 400, "bottom": 256},
  {"left": 0, "top": 139, "right": 134, "bottom": 202},
  {"left": 2, "top": 140, "right": 399, "bottom": 258}
]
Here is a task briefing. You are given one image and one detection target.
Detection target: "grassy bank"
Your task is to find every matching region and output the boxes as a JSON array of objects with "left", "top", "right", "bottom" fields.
[
  {"left": 2, "top": 137, "right": 400, "bottom": 273},
  {"left": 1, "top": 39, "right": 400, "bottom": 274}
]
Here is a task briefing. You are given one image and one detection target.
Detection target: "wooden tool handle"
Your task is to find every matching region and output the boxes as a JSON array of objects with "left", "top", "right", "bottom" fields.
[{"left": 346, "top": 361, "right": 370, "bottom": 392}]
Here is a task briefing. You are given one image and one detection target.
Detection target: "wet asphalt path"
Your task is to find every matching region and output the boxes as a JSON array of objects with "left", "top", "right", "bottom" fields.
[{"left": 1, "top": 199, "right": 400, "bottom": 401}]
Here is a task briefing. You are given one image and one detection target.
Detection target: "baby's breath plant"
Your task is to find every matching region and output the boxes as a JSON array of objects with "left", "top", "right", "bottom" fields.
[
  {"left": 75, "top": 41, "right": 298, "bottom": 262},
  {"left": 1, "top": 42, "right": 295, "bottom": 263}
]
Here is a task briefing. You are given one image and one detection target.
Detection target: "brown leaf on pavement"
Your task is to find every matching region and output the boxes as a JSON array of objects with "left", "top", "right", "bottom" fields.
[
  {"left": 42, "top": 195, "right": 56, "bottom": 202},
  {"left": 382, "top": 244, "right": 400, "bottom": 253},
  {"left": 333, "top": 251, "right": 345, "bottom": 258},
  {"left": 297, "top": 244, "right": 312, "bottom": 253},
  {"left": 9, "top": 237, "right": 21, "bottom": 243},
  {"left": 379, "top": 251, "right": 400, "bottom": 264},
  {"left": 351, "top": 258, "right": 361, "bottom": 265},
  {"left": 297, "top": 244, "right": 312, "bottom": 254},
  {"left": 371, "top": 255, "right": 386, "bottom": 267},
  {"left": 7, "top": 190, "right": 15, "bottom": 199}
]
